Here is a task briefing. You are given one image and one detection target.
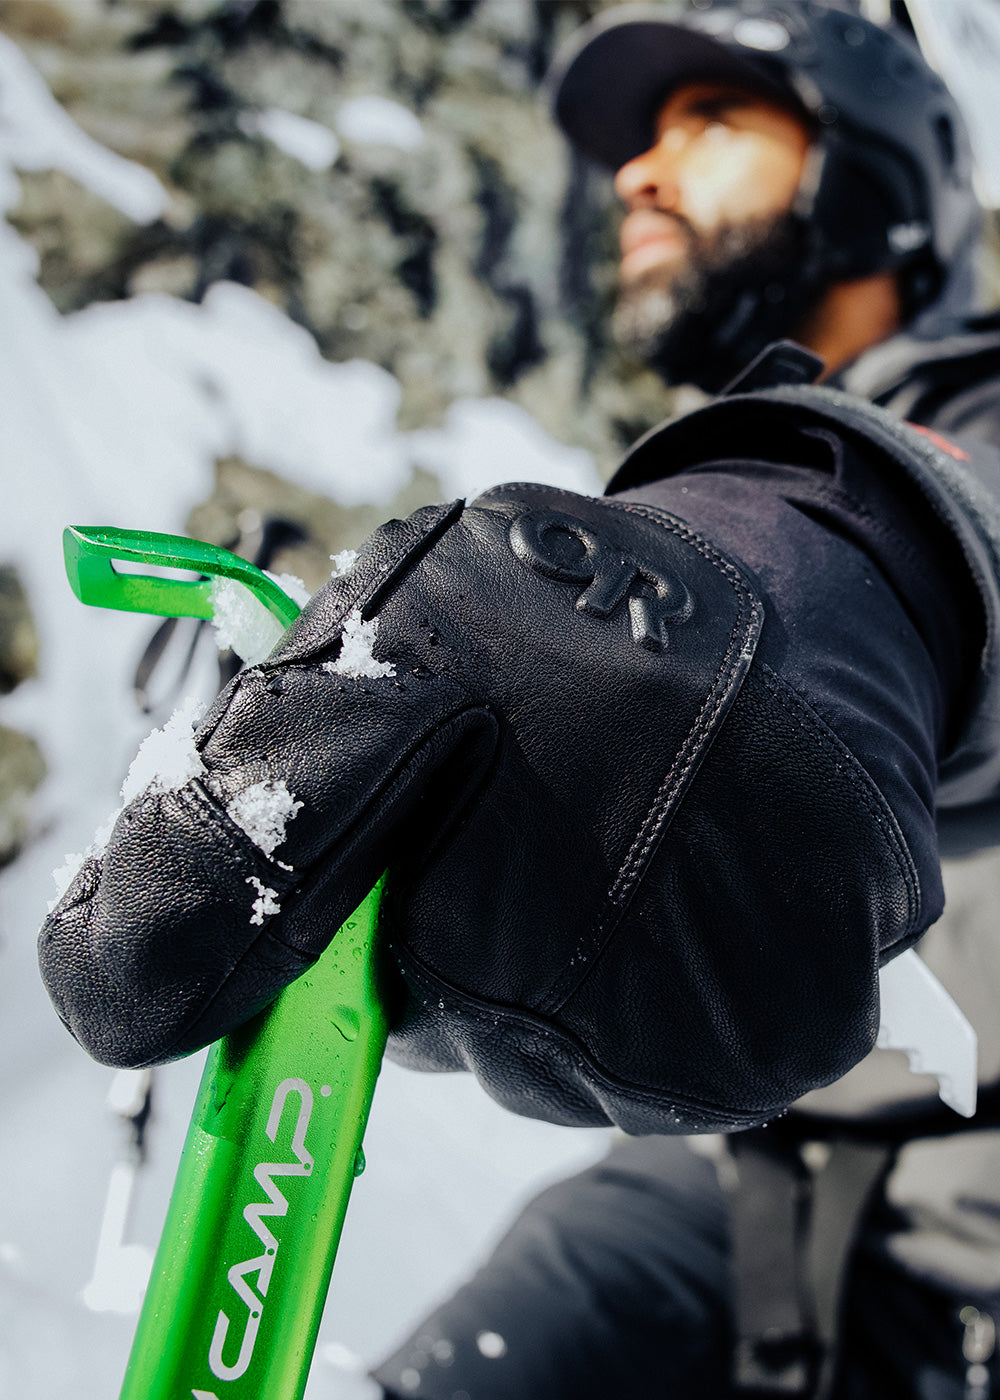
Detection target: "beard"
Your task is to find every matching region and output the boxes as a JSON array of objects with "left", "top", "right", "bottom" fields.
[{"left": 612, "top": 210, "right": 830, "bottom": 393}]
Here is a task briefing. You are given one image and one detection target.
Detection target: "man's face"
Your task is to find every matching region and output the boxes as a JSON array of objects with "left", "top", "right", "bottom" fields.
[
  {"left": 610, "top": 80, "right": 819, "bottom": 389},
  {"left": 614, "top": 80, "right": 812, "bottom": 287}
]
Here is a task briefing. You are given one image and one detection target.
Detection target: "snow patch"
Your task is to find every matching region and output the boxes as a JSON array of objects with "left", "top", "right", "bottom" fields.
[
  {"left": 48, "top": 806, "right": 119, "bottom": 910},
  {"left": 324, "top": 609, "right": 395, "bottom": 680},
  {"left": 247, "top": 875, "right": 281, "bottom": 926},
  {"left": 337, "top": 95, "right": 424, "bottom": 151},
  {"left": 48, "top": 852, "right": 87, "bottom": 912},
  {"left": 35, "top": 282, "right": 411, "bottom": 521},
  {"left": 239, "top": 107, "right": 340, "bottom": 171},
  {"left": 227, "top": 779, "right": 303, "bottom": 858},
  {"left": 330, "top": 549, "right": 359, "bottom": 578},
  {"left": 266, "top": 569, "right": 311, "bottom": 609},
  {"left": 0, "top": 33, "right": 167, "bottom": 223},
  {"left": 410, "top": 397, "right": 602, "bottom": 501},
  {"left": 209, "top": 576, "right": 286, "bottom": 664},
  {"left": 48, "top": 693, "right": 204, "bottom": 909},
  {"left": 183, "top": 282, "right": 411, "bottom": 505},
  {"left": 120, "top": 696, "right": 207, "bottom": 806}
]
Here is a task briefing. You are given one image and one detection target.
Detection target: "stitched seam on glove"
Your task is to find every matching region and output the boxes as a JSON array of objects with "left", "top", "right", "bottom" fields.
[
  {"left": 389, "top": 946, "right": 778, "bottom": 1131},
  {"left": 181, "top": 778, "right": 302, "bottom": 890},
  {"left": 118, "top": 929, "right": 318, "bottom": 1071},
  {"left": 755, "top": 660, "right": 921, "bottom": 937},
  {"left": 361, "top": 498, "right": 466, "bottom": 620},
  {"left": 260, "top": 499, "right": 466, "bottom": 671},
  {"left": 604, "top": 499, "right": 763, "bottom": 905},
  {"left": 393, "top": 951, "right": 782, "bottom": 1129},
  {"left": 193, "top": 685, "right": 490, "bottom": 898},
  {"left": 539, "top": 498, "right": 764, "bottom": 1017}
]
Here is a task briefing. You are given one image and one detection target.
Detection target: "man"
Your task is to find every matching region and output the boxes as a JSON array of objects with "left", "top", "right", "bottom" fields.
[
  {"left": 364, "top": 12, "right": 1000, "bottom": 1398},
  {"left": 38, "top": 3, "right": 1000, "bottom": 1396}
]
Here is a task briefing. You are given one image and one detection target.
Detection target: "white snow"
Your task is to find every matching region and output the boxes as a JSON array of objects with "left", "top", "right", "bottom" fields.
[
  {"left": 119, "top": 696, "right": 206, "bottom": 805},
  {"left": 410, "top": 397, "right": 603, "bottom": 502},
  {"left": 336, "top": 95, "right": 424, "bottom": 151},
  {"left": 209, "top": 575, "right": 287, "bottom": 663},
  {"left": 324, "top": 608, "right": 395, "bottom": 680},
  {"left": 53, "top": 282, "right": 415, "bottom": 513},
  {"left": 246, "top": 875, "right": 281, "bottom": 926},
  {"left": 48, "top": 805, "right": 118, "bottom": 909},
  {"left": 0, "top": 32, "right": 167, "bottom": 224},
  {"left": 330, "top": 549, "right": 359, "bottom": 578},
  {"left": 266, "top": 569, "right": 311, "bottom": 609},
  {"left": 238, "top": 107, "right": 341, "bottom": 171},
  {"left": 48, "top": 849, "right": 91, "bottom": 911},
  {"left": 48, "top": 698, "right": 205, "bottom": 911},
  {"left": 227, "top": 779, "right": 303, "bottom": 858}
]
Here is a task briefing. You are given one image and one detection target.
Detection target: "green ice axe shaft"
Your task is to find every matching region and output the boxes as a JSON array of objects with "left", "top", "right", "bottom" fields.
[{"left": 63, "top": 525, "right": 389, "bottom": 1400}]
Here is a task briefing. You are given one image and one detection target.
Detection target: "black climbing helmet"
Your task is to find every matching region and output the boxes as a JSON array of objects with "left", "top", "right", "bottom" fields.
[{"left": 550, "top": 1, "right": 981, "bottom": 314}]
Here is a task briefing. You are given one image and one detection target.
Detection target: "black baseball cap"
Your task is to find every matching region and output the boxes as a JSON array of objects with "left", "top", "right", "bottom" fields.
[{"left": 551, "top": 5, "right": 817, "bottom": 170}]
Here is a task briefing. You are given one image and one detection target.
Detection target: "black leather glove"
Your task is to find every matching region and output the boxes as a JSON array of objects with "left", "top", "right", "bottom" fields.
[{"left": 39, "top": 468, "right": 937, "bottom": 1135}]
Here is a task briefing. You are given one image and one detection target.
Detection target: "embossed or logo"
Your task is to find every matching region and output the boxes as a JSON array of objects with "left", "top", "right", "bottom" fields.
[{"left": 509, "top": 508, "right": 693, "bottom": 651}]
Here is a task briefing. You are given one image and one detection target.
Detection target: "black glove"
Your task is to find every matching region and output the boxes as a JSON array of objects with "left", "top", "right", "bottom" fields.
[{"left": 39, "top": 469, "right": 937, "bottom": 1135}]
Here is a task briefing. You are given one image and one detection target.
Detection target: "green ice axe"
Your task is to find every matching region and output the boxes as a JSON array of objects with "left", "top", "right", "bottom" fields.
[
  {"left": 62, "top": 524, "right": 302, "bottom": 629},
  {"left": 63, "top": 525, "right": 389, "bottom": 1400}
]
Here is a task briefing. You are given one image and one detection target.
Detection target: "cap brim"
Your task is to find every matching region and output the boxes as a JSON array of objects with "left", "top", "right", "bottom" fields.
[{"left": 551, "top": 10, "right": 800, "bottom": 170}]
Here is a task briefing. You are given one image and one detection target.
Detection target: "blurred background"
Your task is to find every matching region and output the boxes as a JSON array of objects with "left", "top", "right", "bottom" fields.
[{"left": 1, "top": 1, "right": 998, "bottom": 1396}]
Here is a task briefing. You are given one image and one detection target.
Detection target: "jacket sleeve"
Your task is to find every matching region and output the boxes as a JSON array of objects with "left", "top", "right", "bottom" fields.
[{"left": 610, "top": 383, "right": 1000, "bottom": 842}]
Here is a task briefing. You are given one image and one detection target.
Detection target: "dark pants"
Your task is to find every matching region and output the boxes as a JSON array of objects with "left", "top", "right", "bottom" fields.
[{"left": 373, "top": 1137, "right": 998, "bottom": 1400}]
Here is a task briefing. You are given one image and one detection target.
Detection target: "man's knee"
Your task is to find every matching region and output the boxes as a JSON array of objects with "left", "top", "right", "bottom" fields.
[{"left": 372, "top": 1137, "right": 734, "bottom": 1400}]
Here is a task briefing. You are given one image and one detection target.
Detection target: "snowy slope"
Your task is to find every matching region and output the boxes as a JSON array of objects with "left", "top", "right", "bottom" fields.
[{"left": 0, "top": 33, "right": 608, "bottom": 1400}]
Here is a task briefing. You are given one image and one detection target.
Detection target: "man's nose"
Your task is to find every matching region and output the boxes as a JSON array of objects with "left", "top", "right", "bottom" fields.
[{"left": 613, "top": 141, "right": 680, "bottom": 210}]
